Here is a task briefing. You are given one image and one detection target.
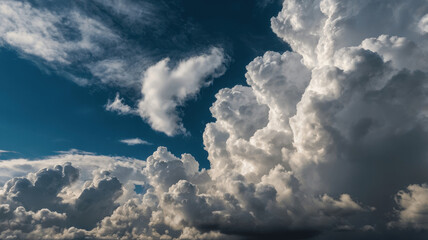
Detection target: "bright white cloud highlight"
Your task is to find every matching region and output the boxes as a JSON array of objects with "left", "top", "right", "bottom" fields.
[
  {"left": 136, "top": 47, "right": 226, "bottom": 136},
  {"left": 105, "top": 48, "right": 227, "bottom": 136},
  {"left": 105, "top": 93, "right": 135, "bottom": 115},
  {"left": 120, "top": 138, "right": 151, "bottom": 146}
]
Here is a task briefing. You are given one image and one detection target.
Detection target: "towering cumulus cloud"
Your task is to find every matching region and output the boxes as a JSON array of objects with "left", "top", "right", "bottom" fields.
[{"left": 2, "top": 0, "right": 428, "bottom": 239}]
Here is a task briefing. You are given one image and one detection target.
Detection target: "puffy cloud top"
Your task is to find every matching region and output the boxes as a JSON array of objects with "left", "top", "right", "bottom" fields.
[{"left": 137, "top": 47, "right": 227, "bottom": 136}]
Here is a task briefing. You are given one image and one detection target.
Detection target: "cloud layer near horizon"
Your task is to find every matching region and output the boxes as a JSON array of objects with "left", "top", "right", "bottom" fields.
[{"left": 2, "top": 0, "right": 428, "bottom": 239}]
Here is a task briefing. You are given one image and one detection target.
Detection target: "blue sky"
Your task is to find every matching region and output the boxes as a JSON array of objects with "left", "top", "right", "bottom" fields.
[{"left": 0, "top": 0, "right": 286, "bottom": 168}]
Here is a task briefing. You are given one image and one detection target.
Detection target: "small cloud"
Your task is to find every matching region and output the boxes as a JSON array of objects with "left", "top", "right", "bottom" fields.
[
  {"left": 105, "top": 93, "right": 136, "bottom": 115},
  {"left": 136, "top": 47, "right": 227, "bottom": 136},
  {"left": 0, "top": 150, "right": 16, "bottom": 155},
  {"left": 120, "top": 138, "right": 152, "bottom": 146},
  {"left": 56, "top": 149, "right": 95, "bottom": 155},
  {"left": 361, "top": 225, "right": 375, "bottom": 232}
]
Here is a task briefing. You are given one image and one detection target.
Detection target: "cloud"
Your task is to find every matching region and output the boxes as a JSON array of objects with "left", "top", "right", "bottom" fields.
[
  {"left": 55, "top": 149, "right": 94, "bottom": 155},
  {"left": 105, "top": 93, "right": 135, "bottom": 115},
  {"left": 389, "top": 184, "right": 428, "bottom": 230},
  {"left": 0, "top": 147, "right": 365, "bottom": 239},
  {"left": 94, "top": 0, "right": 158, "bottom": 25},
  {"left": 0, "top": 0, "right": 224, "bottom": 91},
  {"left": 0, "top": 162, "right": 123, "bottom": 237},
  {"left": 120, "top": 138, "right": 151, "bottom": 146},
  {"left": 0, "top": 0, "right": 155, "bottom": 87},
  {"left": 136, "top": 47, "right": 227, "bottom": 136},
  {"left": 0, "top": 0, "right": 119, "bottom": 63},
  {"left": 0, "top": 150, "right": 14, "bottom": 155},
  {"left": 268, "top": 0, "right": 428, "bottom": 235},
  {"left": 1, "top": 1, "right": 228, "bottom": 136},
  {"left": 104, "top": 47, "right": 227, "bottom": 136}
]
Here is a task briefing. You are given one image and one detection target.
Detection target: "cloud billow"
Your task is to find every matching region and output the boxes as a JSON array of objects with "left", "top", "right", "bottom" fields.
[
  {"left": 137, "top": 47, "right": 227, "bottom": 136},
  {"left": 105, "top": 47, "right": 227, "bottom": 136}
]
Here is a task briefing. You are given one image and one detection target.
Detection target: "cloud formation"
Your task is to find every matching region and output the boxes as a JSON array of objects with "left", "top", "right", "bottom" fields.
[
  {"left": 389, "top": 184, "right": 428, "bottom": 230},
  {"left": 1, "top": 0, "right": 227, "bottom": 136},
  {"left": 269, "top": 0, "right": 428, "bottom": 234},
  {"left": 0, "top": 150, "right": 12, "bottom": 154},
  {"left": 0, "top": 0, "right": 152, "bottom": 87},
  {"left": 137, "top": 47, "right": 227, "bottom": 136},
  {"left": 120, "top": 138, "right": 151, "bottom": 146},
  {"left": 107, "top": 48, "right": 227, "bottom": 136},
  {"left": 105, "top": 93, "right": 135, "bottom": 115},
  {"left": 2, "top": 0, "right": 428, "bottom": 239},
  {"left": 0, "top": 151, "right": 148, "bottom": 237},
  {"left": 0, "top": 146, "right": 365, "bottom": 239}
]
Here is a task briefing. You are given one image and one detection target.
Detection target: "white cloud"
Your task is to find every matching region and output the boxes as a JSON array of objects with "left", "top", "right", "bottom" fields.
[
  {"left": 120, "top": 138, "right": 151, "bottom": 146},
  {"left": 0, "top": 1, "right": 118, "bottom": 64},
  {"left": 88, "top": 59, "right": 140, "bottom": 87},
  {"left": 0, "top": 152, "right": 145, "bottom": 187},
  {"left": 0, "top": 0, "right": 152, "bottom": 87},
  {"left": 268, "top": 0, "right": 428, "bottom": 233},
  {"left": 0, "top": 1, "right": 228, "bottom": 137},
  {"left": 103, "top": 48, "right": 227, "bottom": 136},
  {"left": 94, "top": 0, "right": 158, "bottom": 25},
  {"left": 55, "top": 149, "right": 94, "bottom": 155},
  {"left": 0, "top": 147, "right": 366, "bottom": 239},
  {"left": 136, "top": 47, "right": 227, "bottom": 136},
  {"left": 105, "top": 93, "right": 135, "bottom": 115}
]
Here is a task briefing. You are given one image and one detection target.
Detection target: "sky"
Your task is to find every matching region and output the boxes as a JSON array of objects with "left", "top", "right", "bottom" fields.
[
  {"left": 0, "top": 0, "right": 287, "bottom": 169},
  {"left": 1, "top": 0, "right": 428, "bottom": 239}
]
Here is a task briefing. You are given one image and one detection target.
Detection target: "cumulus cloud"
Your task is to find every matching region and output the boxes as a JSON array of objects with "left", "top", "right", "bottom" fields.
[
  {"left": 267, "top": 0, "right": 428, "bottom": 234},
  {"left": 0, "top": 147, "right": 365, "bottom": 239},
  {"left": 389, "top": 184, "right": 428, "bottom": 230},
  {"left": 137, "top": 47, "right": 227, "bottom": 136},
  {"left": 120, "top": 138, "right": 151, "bottom": 146},
  {"left": 104, "top": 48, "right": 227, "bottom": 136}
]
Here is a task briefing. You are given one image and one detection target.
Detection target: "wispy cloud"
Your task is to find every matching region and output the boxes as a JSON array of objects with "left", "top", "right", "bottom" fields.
[
  {"left": 55, "top": 149, "right": 95, "bottom": 155},
  {"left": 105, "top": 93, "right": 135, "bottom": 115},
  {"left": 0, "top": 150, "right": 16, "bottom": 155},
  {"left": 0, "top": 0, "right": 151, "bottom": 87},
  {"left": 120, "top": 138, "right": 151, "bottom": 146}
]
